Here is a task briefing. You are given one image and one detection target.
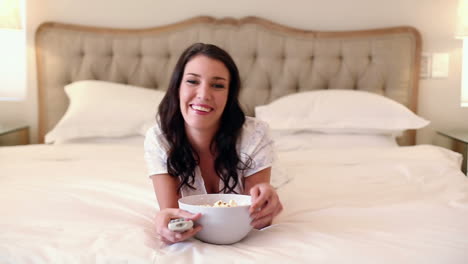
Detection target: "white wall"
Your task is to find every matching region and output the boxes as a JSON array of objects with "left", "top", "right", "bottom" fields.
[{"left": 1, "top": 0, "right": 465, "bottom": 144}]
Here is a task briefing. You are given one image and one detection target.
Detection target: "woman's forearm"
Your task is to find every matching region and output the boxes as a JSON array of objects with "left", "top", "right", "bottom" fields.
[{"left": 151, "top": 173, "right": 180, "bottom": 209}]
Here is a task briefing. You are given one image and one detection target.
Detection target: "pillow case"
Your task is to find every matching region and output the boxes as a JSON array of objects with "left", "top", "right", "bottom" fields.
[
  {"left": 255, "top": 89, "right": 429, "bottom": 135},
  {"left": 45, "top": 80, "right": 165, "bottom": 143},
  {"left": 51, "top": 135, "right": 145, "bottom": 146},
  {"left": 271, "top": 130, "right": 398, "bottom": 152}
]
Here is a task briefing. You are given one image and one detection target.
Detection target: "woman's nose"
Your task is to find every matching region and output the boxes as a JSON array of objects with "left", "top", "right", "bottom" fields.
[{"left": 196, "top": 83, "right": 211, "bottom": 100}]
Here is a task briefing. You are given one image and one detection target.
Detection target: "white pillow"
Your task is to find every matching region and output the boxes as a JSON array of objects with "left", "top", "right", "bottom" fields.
[
  {"left": 51, "top": 135, "right": 145, "bottom": 146},
  {"left": 45, "top": 80, "right": 165, "bottom": 143},
  {"left": 271, "top": 130, "right": 398, "bottom": 152},
  {"left": 255, "top": 90, "right": 429, "bottom": 135}
]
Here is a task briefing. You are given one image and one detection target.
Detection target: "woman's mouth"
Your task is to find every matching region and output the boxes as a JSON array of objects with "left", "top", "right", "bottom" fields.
[{"left": 190, "top": 104, "right": 213, "bottom": 113}]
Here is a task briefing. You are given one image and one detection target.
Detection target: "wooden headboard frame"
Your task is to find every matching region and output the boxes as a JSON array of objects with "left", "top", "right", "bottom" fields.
[{"left": 35, "top": 16, "right": 421, "bottom": 144}]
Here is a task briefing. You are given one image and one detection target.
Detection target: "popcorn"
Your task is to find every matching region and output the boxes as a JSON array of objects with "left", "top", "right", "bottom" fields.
[{"left": 203, "top": 199, "right": 238, "bottom": 207}]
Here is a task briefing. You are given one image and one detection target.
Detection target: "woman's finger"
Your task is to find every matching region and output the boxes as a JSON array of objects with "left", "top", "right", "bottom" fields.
[
  {"left": 253, "top": 199, "right": 282, "bottom": 227},
  {"left": 155, "top": 207, "right": 204, "bottom": 245},
  {"left": 177, "top": 225, "right": 203, "bottom": 241},
  {"left": 274, "top": 201, "right": 283, "bottom": 217},
  {"left": 249, "top": 187, "right": 261, "bottom": 213},
  {"left": 253, "top": 190, "right": 282, "bottom": 218},
  {"left": 159, "top": 224, "right": 203, "bottom": 244},
  {"left": 171, "top": 208, "right": 202, "bottom": 220},
  {"left": 251, "top": 213, "right": 273, "bottom": 229},
  {"left": 252, "top": 200, "right": 276, "bottom": 219},
  {"left": 159, "top": 227, "right": 179, "bottom": 243},
  {"left": 160, "top": 236, "right": 173, "bottom": 245},
  {"left": 250, "top": 188, "right": 271, "bottom": 214}
]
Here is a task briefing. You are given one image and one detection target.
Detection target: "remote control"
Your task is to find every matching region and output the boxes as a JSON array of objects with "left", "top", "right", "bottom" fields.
[{"left": 168, "top": 218, "right": 193, "bottom": 232}]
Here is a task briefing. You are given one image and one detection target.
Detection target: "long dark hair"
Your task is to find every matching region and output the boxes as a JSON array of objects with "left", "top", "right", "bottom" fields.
[{"left": 157, "top": 43, "right": 250, "bottom": 194}]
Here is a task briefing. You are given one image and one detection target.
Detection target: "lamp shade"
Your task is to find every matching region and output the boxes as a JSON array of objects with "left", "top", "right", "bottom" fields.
[{"left": 0, "top": 0, "right": 22, "bottom": 30}]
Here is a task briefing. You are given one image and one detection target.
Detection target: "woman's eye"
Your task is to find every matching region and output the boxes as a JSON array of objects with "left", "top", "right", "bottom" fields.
[
  {"left": 212, "top": 83, "right": 225, "bottom": 89},
  {"left": 186, "top": 79, "right": 198, "bottom": 85}
]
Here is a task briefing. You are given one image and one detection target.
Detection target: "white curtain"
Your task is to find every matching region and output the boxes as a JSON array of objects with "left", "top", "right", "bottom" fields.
[{"left": 0, "top": 0, "right": 22, "bottom": 29}]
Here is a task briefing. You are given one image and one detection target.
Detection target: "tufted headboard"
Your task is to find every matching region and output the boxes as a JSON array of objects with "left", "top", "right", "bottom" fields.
[{"left": 35, "top": 16, "right": 421, "bottom": 144}]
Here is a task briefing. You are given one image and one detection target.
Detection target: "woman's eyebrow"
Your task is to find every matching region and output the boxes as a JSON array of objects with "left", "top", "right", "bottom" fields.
[
  {"left": 185, "top": 73, "right": 227, "bottom": 81},
  {"left": 186, "top": 73, "right": 201, "bottom": 77}
]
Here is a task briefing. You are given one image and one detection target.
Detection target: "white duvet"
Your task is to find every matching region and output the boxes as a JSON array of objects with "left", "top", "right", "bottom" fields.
[{"left": 1, "top": 142, "right": 468, "bottom": 264}]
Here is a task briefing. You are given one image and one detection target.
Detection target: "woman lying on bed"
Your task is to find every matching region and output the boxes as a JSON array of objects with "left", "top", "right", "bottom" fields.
[{"left": 144, "top": 43, "right": 283, "bottom": 244}]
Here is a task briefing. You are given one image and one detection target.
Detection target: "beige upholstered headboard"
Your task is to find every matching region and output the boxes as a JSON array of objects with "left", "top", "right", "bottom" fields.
[{"left": 35, "top": 16, "right": 421, "bottom": 144}]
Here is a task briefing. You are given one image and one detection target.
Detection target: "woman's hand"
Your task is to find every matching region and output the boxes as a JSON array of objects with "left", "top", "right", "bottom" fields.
[
  {"left": 155, "top": 208, "right": 203, "bottom": 244},
  {"left": 249, "top": 183, "right": 283, "bottom": 229}
]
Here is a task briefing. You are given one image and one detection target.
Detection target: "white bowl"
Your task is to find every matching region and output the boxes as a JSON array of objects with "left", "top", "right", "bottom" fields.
[{"left": 178, "top": 193, "right": 252, "bottom": 245}]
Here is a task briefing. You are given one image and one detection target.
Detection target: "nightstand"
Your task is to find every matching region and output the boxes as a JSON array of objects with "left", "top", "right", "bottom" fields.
[
  {"left": 0, "top": 124, "right": 30, "bottom": 146},
  {"left": 437, "top": 130, "right": 468, "bottom": 175}
]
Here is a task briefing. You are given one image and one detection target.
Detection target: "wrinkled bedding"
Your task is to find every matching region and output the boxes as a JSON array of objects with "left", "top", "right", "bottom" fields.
[{"left": 1, "top": 142, "right": 467, "bottom": 264}]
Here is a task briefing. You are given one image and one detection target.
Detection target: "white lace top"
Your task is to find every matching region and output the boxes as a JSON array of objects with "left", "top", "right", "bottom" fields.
[{"left": 144, "top": 117, "right": 275, "bottom": 197}]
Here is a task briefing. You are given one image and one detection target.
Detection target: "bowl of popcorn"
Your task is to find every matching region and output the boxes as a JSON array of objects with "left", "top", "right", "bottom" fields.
[{"left": 178, "top": 193, "right": 252, "bottom": 244}]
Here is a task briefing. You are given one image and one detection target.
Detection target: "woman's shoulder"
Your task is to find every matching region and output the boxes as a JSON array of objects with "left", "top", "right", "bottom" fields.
[
  {"left": 237, "top": 117, "right": 274, "bottom": 165},
  {"left": 144, "top": 122, "right": 169, "bottom": 151},
  {"left": 238, "top": 117, "right": 271, "bottom": 146},
  {"left": 242, "top": 116, "right": 270, "bottom": 134},
  {"left": 144, "top": 121, "right": 162, "bottom": 138}
]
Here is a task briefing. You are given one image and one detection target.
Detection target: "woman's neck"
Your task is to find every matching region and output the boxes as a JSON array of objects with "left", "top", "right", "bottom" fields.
[{"left": 185, "top": 126, "right": 217, "bottom": 155}]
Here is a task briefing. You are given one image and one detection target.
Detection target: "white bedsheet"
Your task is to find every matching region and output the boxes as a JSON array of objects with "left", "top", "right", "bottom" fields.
[{"left": 1, "top": 143, "right": 467, "bottom": 264}]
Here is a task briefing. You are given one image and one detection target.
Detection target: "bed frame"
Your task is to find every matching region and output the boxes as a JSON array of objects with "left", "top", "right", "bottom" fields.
[{"left": 35, "top": 16, "right": 422, "bottom": 145}]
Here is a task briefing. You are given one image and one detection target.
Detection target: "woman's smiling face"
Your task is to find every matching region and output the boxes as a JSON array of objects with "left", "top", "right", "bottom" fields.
[{"left": 179, "top": 55, "right": 230, "bottom": 134}]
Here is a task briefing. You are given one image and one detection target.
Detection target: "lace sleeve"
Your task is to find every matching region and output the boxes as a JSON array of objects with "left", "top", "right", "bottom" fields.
[
  {"left": 143, "top": 125, "right": 169, "bottom": 177},
  {"left": 239, "top": 118, "right": 275, "bottom": 177}
]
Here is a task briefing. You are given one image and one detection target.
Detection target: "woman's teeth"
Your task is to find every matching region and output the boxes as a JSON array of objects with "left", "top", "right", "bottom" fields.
[{"left": 191, "top": 105, "right": 211, "bottom": 112}]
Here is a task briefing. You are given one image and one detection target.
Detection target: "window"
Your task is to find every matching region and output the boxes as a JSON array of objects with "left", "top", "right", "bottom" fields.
[
  {"left": 462, "top": 40, "right": 468, "bottom": 107},
  {"left": 0, "top": 29, "right": 26, "bottom": 100},
  {"left": 0, "top": 0, "right": 26, "bottom": 101}
]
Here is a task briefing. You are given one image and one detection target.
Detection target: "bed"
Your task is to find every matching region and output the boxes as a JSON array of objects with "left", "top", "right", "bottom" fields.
[{"left": 1, "top": 16, "right": 468, "bottom": 263}]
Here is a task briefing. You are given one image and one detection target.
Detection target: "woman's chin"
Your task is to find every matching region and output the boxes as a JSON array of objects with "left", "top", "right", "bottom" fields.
[{"left": 184, "top": 120, "right": 220, "bottom": 132}]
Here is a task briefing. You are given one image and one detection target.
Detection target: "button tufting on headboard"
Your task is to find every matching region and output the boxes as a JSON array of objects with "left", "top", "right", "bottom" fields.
[{"left": 35, "top": 17, "right": 421, "bottom": 145}]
